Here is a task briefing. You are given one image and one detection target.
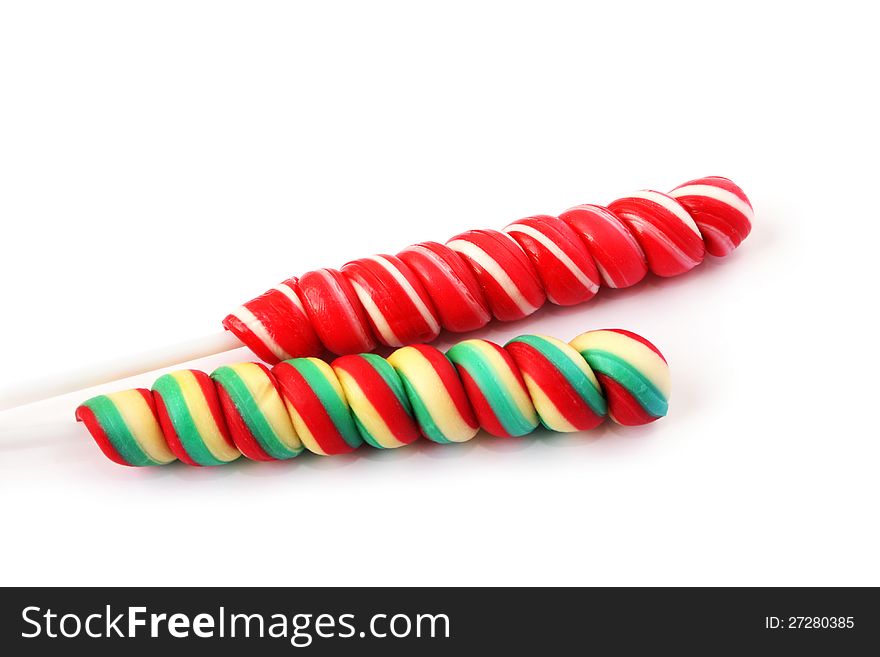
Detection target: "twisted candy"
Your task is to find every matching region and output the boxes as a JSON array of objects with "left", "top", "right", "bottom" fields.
[
  {"left": 75, "top": 329, "right": 671, "bottom": 467},
  {"left": 225, "top": 176, "right": 752, "bottom": 363}
]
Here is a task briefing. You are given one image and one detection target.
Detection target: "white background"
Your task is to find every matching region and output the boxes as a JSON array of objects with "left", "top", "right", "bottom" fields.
[{"left": 1, "top": 1, "right": 878, "bottom": 586}]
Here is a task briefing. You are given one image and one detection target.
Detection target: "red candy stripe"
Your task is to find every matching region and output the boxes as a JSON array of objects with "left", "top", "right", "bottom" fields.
[
  {"left": 456, "top": 368, "right": 511, "bottom": 438},
  {"left": 505, "top": 341, "right": 604, "bottom": 431},
  {"left": 215, "top": 384, "right": 274, "bottom": 462},
  {"left": 194, "top": 370, "right": 236, "bottom": 452},
  {"left": 559, "top": 204, "right": 648, "bottom": 289},
  {"left": 271, "top": 360, "right": 358, "bottom": 455},
  {"left": 669, "top": 176, "right": 754, "bottom": 257},
  {"left": 398, "top": 242, "right": 491, "bottom": 333},
  {"left": 604, "top": 328, "right": 668, "bottom": 362},
  {"left": 222, "top": 278, "right": 321, "bottom": 365},
  {"left": 341, "top": 255, "right": 441, "bottom": 347},
  {"left": 446, "top": 229, "right": 546, "bottom": 322},
  {"left": 409, "top": 344, "right": 478, "bottom": 431},
  {"left": 152, "top": 391, "right": 199, "bottom": 466},
  {"left": 597, "top": 375, "right": 658, "bottom": 426},
  {"left": 74, "top": 404, "right": 131, "bottom": 466},
  {"left": 297, "top": 268, "right": 377, "bottom": 356},
  {"left": 331, "top": 355, "right": 421, "bottom": 446},
  {"left": 504, "top": 215, "right": 601, "bottom": 306},
  {"left": 607, "top": 191, "right": 706, "bottom": 277}
]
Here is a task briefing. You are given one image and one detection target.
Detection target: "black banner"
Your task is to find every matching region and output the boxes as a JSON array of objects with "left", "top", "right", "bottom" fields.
[{"left": 1, "top": 587, "right": 875, "bottom": 654}]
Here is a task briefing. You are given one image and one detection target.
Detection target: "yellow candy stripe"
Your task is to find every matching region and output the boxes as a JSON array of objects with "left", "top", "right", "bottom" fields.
[
  {"left": 310, "top": 358, "right": 347, "bottom": 404},
  {"left": 387, "top": 346, "right": 476, "bottom": 443},
  {"left": 333, "top": 367, "right": 409, "bottom": 449},
  {"left": 105, "top": 389, "right": 176, "bottom": 464},
  {"left": 283, "top": 399, "right": 327, "bottom": 456},
  {"left": 279, "top": 357, "right": 350, "bottom": 457},
  {"left": 232, "top": 362, "right": 302, "bottom": 453},
  {"left": 467, "top": 339, "right": 537, "bottom": 425},
  {"left": 521, "top": 373, "right": 577, "bottom": 433},
  {"left": 569, "top": 330, "right": 671, "bottom": 398},
  {"left": 170, "top": 370, "right": 240, "bottom": 462}
]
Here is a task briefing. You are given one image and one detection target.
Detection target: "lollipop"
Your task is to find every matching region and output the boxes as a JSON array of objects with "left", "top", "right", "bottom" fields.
[
  {"left": 225, "top": 176, "right": 752, "bottom": 363},
  {"left": 75, "top": 329, "right": 671, "bottom": 467}
]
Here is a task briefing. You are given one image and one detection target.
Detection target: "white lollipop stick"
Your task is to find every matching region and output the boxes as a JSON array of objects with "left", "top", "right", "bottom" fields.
[{"left": 0, "top": 331, "right": 243, "bottom": 412}]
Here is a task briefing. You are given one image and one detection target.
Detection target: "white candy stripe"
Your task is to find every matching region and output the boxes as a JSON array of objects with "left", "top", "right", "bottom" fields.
[
  {"left": 229, "top": 305, "right": 291, "bottom": 361},
  {"left": 599, "top": 207, "right": 646, "bottom": 253},
  {"left": 406, "top": 245, "right": 488, "bottom": 317},
  {"left": 273, "top": 282, "right": 306, "bottom": 315},
  {"left": 569, "top": 204, "right": 644, "bottom": 254},
  {"left": 505, "top": 223, "right": 599, "bottom": 294},
  {"left": 593, "top": 260, "right": 618, "bottom": 288},
  {"left": 626, "top": 216, "right": 701, "bottom": 269},
  {"left": 349, "top": 280, "right": 402, "bottom": 346},
  {"left": 369, "top": 255, "right": 440, "bottom": 334},
  {"left": 314, "top": 269, "right": 373, "bottom": 346},
  {"left": 501, "top": 230, "right": 526, "bottom": 251},
  {"left": 669, "top": 184, "right": 755, "bottom": 222},
  {"left": 626, "top": 190, "right": 702, "bottom": 237},
  {"left": 695, "top": 223, "right": 736, "bottom": 255},
  {"left": 447, "top": 239, "right": 541, "bottom": 316}
]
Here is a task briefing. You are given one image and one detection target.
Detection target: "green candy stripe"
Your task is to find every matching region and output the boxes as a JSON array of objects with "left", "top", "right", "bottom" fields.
[
  {"left": 396, "top": 371, "right": 454, "bottom": 444},
  {"left": 211, "top": 366, "right": 301, "bottom": 460},
  {"left": 351, "top": 414, "right": 384, "bottom": 449},
  {"left": 287, "top": 358, "right": 362, "bottom": 449},
  {"left": 447, "top": 342, "right": 537, "bottom": 437},
  {"left": 582, "top": 350, "right": 668, "bottom": 418},
  {"left": 509, "top": 335, "right": 607, "bottom": 417},
  {"left": 152, "top": 374, "right": 227, "bottom": 466},
  {"left": 360, "top": 353, "right": 414, "bottom": 414},
  {"left": 84, "top": 396, "right": 156, "bottom": 467}
]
